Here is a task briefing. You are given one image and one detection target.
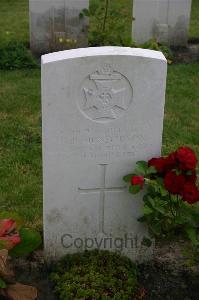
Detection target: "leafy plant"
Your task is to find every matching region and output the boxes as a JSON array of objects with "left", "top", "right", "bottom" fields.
[
  {"left": 0, "top": 213, "right": 41, "bottom": 299},
  {"left": 139, "top": 39, "right": 174, "bottom": 64},
  {"left": 80, "top": 0, "right": 132, "bottom": 46},
  {"left": 124, "top": 147, "right": 199, "bottom": 261},
  {"left": 0, "top": 42, "right": 38, "bottom": 70},
  {"left": 51, "top": 249, "right": 146, "bottom": 300},
  {"left": 130, "top": 38, "right": 174, "bottom": 64}
]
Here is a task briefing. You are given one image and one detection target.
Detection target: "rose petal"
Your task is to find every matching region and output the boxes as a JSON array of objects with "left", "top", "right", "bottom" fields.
[
  {"left": 0, "top": 233, "right": 21, "bottom": 247},
  {"left": 0, "top": 220, "right": 16, "bottom": 237}
]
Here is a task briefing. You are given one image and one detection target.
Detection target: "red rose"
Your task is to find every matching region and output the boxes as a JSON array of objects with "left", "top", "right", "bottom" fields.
[
  {"left": 176, "top": 147, "right": 198, "bottom": 171},
  {"left": 164, "top": 171, "right": 186, "bottom": 194},
  {"left": 131, "top": 176, "right": 144, "bottom": 189},
  {"left": 148, "top": 157, "right": 166, "bottom": 173},
  {"left": 182, "top": 182, "right": 199, "bottom": 204},
  {"left": 186, "top": 170, "right": 197, "bottom": 183},
  {"left": 164, "top": 152, "right": 177, "bottom": 171},
  {"left": 0, "top": 219, "right": 21, "bottom": 250}
]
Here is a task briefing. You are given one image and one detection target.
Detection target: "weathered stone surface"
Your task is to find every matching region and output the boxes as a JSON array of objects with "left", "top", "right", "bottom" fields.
[
  {"left": 42, "top": 47, "right": 167, "bottom": 260},
  {"left": 29, "top": 0, "right": 89, "bottom": 55},
  {"left": 133, "top": 0, "right": 192, "bottom": 46}
]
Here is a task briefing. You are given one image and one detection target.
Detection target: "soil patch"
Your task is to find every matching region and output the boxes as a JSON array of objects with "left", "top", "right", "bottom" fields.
[
  {"left": 138, "top": 262, "right": 199, "bottom": 300},
  {"left": 12, "top": 251, "right": 57, "bottom": 300},
  {"left": 172, "top": 42, "right": 199, "bottom": 63}
]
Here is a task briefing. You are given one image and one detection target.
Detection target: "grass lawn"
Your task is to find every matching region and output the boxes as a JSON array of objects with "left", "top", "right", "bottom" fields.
[
  {"left": 190, "top": 0, "right": 199, "bottom": 39},
  {"left": 163, "top": 63, "right": 199, "bottom": 156},
  {"left": 0, "top": 1, "right": 198, "bottom": 226},
  {"left": 0, "top": 69, "right": 42, "bottom": 228},
  {"left": 0, "top": 0, "right": 29, "bottom": 47}
]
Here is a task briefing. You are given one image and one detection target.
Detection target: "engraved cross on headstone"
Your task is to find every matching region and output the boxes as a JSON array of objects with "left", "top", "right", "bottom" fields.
[{"left": 78, "top": 164, "right": 126, "bottom": 234}]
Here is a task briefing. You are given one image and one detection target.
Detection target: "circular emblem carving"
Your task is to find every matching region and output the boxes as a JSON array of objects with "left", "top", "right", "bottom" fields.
[{"left": 78, "top": 64, "right": 133, "bottom": 123}]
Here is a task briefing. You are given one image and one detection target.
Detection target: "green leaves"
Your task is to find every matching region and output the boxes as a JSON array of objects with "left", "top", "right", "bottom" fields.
[
  {"left": 123, "top": 174, "right": 134, "bottom": 183},
  {"left": 133, "top": 161, "right": 157, "bottom": 176},
  {"left": 0, "top": 277, "right": 7, "bottom": 289},
  {"left": 0, "top": 42, "right": 38, "bottom": 70},
  {"left": 146, "top": 166, "right": 157, "bottom": 175},
  {"left": 129, "top": 185, "right": 141, "bottom": 194},
  {"left": 123, "top": 174, "right": 142, "bottom": 194},
  {"left": 143, "top": 205, "right": 153, "bottom": 215},
  {"left": 185, "top": 227, "right": 199, "bottom": 246},
  {"left": 123, "top": 161, "right": 158, "bottom": 195},
  {"left": 9, "top": 228, "right": 42, "bottom": 257},
  {"left": 123, "top": 161, "right": 157, "bottom": 184},
  {"left": 134, "top": 161, "right": 148, "bottom": 176}
]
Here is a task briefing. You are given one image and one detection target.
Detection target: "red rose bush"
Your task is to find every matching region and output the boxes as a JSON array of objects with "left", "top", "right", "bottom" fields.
[{"left": 124, "top": 146, "right": 199, "bottom": 248}]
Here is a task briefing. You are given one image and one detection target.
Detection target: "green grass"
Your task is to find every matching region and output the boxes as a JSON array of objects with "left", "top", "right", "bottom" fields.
[
  {"left": 0, "top": 0, "right": 29, "bottom": 47},
  {"left": 0, "top": 65, "right": 198, "bottom": 226},
  {"left": 163, "top": 63, "right": 199, "bottom": 157},
  {"left": 0, "top": 69, "right": 42, "bottom": 228},
  {"left": 189, "top": 0, "right": 199, "bottom": 39}
]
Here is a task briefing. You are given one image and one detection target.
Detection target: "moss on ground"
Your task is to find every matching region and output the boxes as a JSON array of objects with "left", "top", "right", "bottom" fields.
[{"left": 51, "top": 250, "right": 144, "bottom": 300}]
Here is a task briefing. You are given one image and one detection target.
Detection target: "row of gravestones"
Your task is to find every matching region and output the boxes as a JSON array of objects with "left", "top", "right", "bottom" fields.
[{"left": 30, "top": 0, "right": 192, "bottom": 55}]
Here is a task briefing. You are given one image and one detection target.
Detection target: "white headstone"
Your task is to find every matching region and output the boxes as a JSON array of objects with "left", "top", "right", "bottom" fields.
[
  {"left": 42, "top": 47, "right": 167, "bottom": 260},
  {"left": 133, "top": 0, "right": 192, "bottom": 46},
  {"left": 29, "top": 0, "right": 89, "bottom": 55}
]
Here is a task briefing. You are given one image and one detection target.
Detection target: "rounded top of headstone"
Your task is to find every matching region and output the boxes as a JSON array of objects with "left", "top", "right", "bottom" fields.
[{"left": 41, "top": 46, "right": 167, "bottom": 65}]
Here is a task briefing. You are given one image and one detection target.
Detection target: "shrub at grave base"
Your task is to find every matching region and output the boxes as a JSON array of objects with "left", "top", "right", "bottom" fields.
[
  {"left": 51, "top": 250, "right": 146, "bottom": 300},
  {"left": 0, "top": 42, "right": 38, "bottom": 70},
  {"left": 124, "top": 146, "right": 199, "bottom": 263},
  {"left": 139, "top": 39, "right": 174, "bottom": 64}
]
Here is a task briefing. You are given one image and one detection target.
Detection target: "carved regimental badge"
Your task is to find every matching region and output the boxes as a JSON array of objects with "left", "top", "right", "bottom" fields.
[{"left": 78, "top": 64, "right": 133, "bottom": 122}]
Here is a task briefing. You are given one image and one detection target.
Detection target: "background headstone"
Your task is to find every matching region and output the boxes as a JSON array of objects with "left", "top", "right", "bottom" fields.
[
  {"left": 29, "top": 0, "right": 89, "bottom": 55},
  {"left": 133, "top": 0, "right": 192, "bottom": 46},
  {"left": 42, "top": 47, "right": 167, "bottom": 260}
]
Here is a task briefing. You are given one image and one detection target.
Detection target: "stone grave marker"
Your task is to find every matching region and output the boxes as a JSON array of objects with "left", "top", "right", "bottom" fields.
[
  {"left": 133, "top": 0, "right": 192, "bottom": 46},
  {"left": 42, "top": 47, "right": 167, "bottom": 260},
  {"left": 29, "top": 0, "right": 89, "bottom": 55}
]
